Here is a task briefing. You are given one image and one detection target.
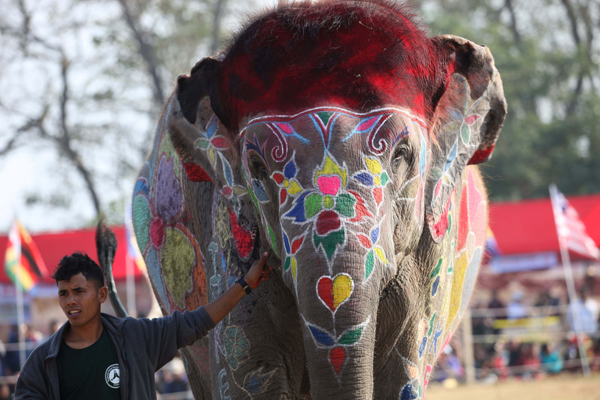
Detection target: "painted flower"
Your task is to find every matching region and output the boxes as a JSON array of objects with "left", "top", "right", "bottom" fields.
[
  {"left": 353, "top": 157, "right": 389, "bottom": 207},
  {"left": 272, "top": 157, "right": 303, "bottom": 205},
  {"left": 132, "top": 154, "right": 197, "bottom": 308},
  {"left": 305, "top": 316, "right": 370, "bottom": 376},
  {"left": 283, "top": 155, "right": 372, "bottom": 263},
  {"left": 356, "top": 225, "right": 389, "bottom": 280},
  {"left": 282, "top": 232, "right": 305, "bottom": 281}
]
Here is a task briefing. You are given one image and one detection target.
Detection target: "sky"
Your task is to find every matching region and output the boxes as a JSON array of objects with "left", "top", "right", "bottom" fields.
[{"left": 0, "top": 0, "right": 271, "bottom": 235}]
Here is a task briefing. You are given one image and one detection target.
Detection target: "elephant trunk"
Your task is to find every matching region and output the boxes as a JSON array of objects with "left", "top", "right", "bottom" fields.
[{"left": 293, "top": 240, "right": 395, "bottom": 399}]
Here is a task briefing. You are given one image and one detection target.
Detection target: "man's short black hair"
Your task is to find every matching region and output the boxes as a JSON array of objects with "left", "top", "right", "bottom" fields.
[{"left": 52, "top": 252, "right": 105, "bottom": 289}]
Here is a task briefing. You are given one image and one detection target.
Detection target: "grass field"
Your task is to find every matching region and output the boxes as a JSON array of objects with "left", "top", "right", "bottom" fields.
[{"left": 426, "top": 374, "right": 600, "bottom": 400}]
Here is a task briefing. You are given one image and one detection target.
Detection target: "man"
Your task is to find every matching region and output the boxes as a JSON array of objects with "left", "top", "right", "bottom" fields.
[{"left": 15, "top": 251, "right": 270, "bottom": 399}]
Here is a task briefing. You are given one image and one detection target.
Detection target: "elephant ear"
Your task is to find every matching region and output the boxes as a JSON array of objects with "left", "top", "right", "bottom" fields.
[
  {"left": 425, "top": 35, "right": 507, "bottom": 242},
  {"left": 166, "top": 58, "right": 241, "bottom": 199}
]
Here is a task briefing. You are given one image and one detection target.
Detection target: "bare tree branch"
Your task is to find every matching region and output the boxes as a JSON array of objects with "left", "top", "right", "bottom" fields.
[
  {"left": 560, "top": 0, "right": 585, "bottom": 115},
  {"left": 210, "top": 0, "right": 228, "bottom": 55},
  {"left": 504, "top": 0, "right": 521, "bottom": 45},
  {"left": 54, "top": 55, "right": 102, "bottom": 216},
  {"left": 118, "top": 0, "right": 165, "bottom": 108}
]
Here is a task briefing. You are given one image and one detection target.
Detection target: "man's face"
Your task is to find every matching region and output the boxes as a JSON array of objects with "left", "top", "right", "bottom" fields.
[{"left": 58, "top": 273, "right": 106, "bottom": 328}]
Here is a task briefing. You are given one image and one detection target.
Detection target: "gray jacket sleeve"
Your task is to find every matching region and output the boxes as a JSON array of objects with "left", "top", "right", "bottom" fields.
[
  {"left": 135, "top": 306, "right": 215, "bottom": 371},
  {"left": 14, "top": 347, "right": 52, "bottom": 400}
]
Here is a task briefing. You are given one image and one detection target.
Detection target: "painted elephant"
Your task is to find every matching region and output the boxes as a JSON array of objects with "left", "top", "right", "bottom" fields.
[{"left": 131, "top": 1, "right": 506, "bottom": 399}]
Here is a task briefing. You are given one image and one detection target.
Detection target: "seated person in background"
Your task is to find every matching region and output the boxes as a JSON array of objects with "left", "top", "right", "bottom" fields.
[{"left": 540, "top": 343, "right": 563, "bottom": 375}]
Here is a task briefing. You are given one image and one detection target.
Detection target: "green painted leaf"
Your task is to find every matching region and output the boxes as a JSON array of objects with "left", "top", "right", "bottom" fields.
[
  {"left": 248, "top": 186, "right": 259, "bottom": 210},
  {"left": 461, "top": 123, "right": 471, "bottom": 144},
  {"left": 428, "top": 312, "right": 437, "bottom": 336},
  {"left": 430, "top": 258, "right": 443, "bottom": 278},
  {"left": 365, "top": 250, "right": 374, "bottom": 279},
  {"left": 313, "top": 229, "right": 345, "bottom": 260},
  {"left": 335, "top": 193, "right": 356, "bottom": 217},
  {"left": 338, "top": 326, "right": 364, "bottom": 345},
  {"left": 268, "top": 226, "right": 278, "bottom": 256},
  {"left": 317, "top": 111, "right": 333, "bottom": 126},
  {"left": 306, "top": 193, "right": 323, "bottom": 218},
  {"left": 381, "top": 172, "right": 389, "bottom": 186},
  {"left": 196, "top": 138, "right": 210, "bottom": 149},
  {"left": 430, "top": 168, "right": 443, "bottom": 180},
  {"left": 284, "top": 257, "right": 291, "bottom": 271}
]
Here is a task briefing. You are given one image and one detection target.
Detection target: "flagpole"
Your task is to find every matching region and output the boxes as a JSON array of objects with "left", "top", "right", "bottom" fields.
[
  {"left": 15, "top": 264, "right": 26, "bottom": 371},
  {"left": 549, "top": 184, "right": 590, "bottom": 376}
]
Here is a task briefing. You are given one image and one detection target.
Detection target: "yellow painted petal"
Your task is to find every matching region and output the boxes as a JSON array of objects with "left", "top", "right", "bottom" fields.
[
  {"left": 208, "top": 147, "right": 216, "bottom": 166},
  {"left": 366, "top": 157, "right": 382, "bottom": 175},
  {"left": 291, "top": 257, "right": 297, "bottom": 281},
  {"left": 332, "top": 274, "right": 353, "bottom": 310},
  {"left": 315, "top": 155, "right": 347, "bottom": 187},
  {"left": 288, "top": 180, "right": 303, "bottom": 195},
  {"left": 374, "top": 247, "right": 388, "bottom": 264},
  {"left": 448, "top": 251, "right": 468, "bottom": 326}
]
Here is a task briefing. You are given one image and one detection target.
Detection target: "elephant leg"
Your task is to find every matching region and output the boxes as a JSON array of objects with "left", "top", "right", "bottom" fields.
[{"left": 210, "top": 271, "right": 306, "bottom": 399}]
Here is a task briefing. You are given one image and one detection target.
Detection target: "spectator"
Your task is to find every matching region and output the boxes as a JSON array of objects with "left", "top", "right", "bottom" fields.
[
  {"left": 540, "top": 343, "right": 563, "bottom": 374},
  {"left": 491, "top": 341, "right": 510, "bottom": 381},
  {"left": 488, "top": 290, "right": 505, "bottom": 312},
  {"left": 160, "top": 358, "right": 190, "bottom": 399},
  {"left": 518, "top": 343, "right": 542, "bottom": 380},
  {"left": 507, "top": 291, "right": 527, "bottom": 320},
  {"left": 567, "top": 286, "right": 598, "bottom": 334}
]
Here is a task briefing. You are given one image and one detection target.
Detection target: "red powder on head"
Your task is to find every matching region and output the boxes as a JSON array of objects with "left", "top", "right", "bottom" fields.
[{"left": 213, "top": 0, "right": 449, "bottom": 132}]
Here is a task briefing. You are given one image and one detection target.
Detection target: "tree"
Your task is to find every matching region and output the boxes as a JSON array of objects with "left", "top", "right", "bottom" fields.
[
  {"left": 418, "top": 0, "right": 600, "bottom": 201},
  {"left": 0, "top": 0, "right": 235, "bottom": 231}
]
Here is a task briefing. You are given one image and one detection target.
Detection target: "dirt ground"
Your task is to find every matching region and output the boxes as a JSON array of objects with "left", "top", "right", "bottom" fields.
[{"left": 425, "top": 374, "right": 600, "bottom": 400}]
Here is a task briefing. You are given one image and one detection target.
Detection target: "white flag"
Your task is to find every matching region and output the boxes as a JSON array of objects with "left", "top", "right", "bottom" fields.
[{"left": 550, "top": 185, "right": 600, "bottom": 260}]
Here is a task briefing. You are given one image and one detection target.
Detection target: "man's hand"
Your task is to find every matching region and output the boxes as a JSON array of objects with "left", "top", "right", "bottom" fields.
[{"left": 244, "top": 252, "right": 271, "bottom": 290}]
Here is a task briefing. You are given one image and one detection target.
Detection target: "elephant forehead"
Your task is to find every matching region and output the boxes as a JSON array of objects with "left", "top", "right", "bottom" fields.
[{"left": 242, "top": 106, "right": 427, "bottom": 165}]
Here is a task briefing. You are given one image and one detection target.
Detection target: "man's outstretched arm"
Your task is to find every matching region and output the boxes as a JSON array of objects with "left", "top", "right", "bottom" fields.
[{"left": 204, "top": 252, "right": 271, "bottom": 325}]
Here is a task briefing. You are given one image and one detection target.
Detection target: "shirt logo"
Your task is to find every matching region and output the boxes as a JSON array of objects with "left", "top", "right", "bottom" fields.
[{"left": 105, "top": 364, "right": 120, "bottom": 389}]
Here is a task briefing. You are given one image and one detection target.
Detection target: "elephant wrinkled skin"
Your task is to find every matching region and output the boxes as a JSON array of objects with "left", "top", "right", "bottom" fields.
[{"left": 131, "top": 1, "right": 506, "bottom": 399}]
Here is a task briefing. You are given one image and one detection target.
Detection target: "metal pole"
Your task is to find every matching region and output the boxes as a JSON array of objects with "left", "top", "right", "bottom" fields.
[
  {"left": 549, "top": 184, "right": 590, "bottom": 376},
  {"left": 126, "top": 249, "right": 136, "bottom": 318},
  {"left": 15, "top": 263, "right": 26, "bottom": 370}
]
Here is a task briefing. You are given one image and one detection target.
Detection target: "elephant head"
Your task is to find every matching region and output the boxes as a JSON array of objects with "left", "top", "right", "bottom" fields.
[{"left": 166, "top": 1, "right": 506, "bottom": 398}]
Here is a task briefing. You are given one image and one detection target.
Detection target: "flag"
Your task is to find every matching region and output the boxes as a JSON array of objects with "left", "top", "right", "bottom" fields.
[
  {"left": 4, "top": 219, "right": 48, "bottom": 291},
  {"left": 125, "top": 203, "right": 146, "bottom": 272},
  {"left": 549, "top": 185, "right": 600, "bottom": 260},
  {"left": 485, "top": 227, "right": 502, "bottom": 259}
]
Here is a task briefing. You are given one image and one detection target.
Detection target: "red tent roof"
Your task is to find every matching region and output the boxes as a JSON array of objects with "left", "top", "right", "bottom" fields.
[
  {"left": 1, "top": 193, "right": 599, "bottom": 285},
  {"left": 489, "top": 193, "right": 600, "bottom": 258},
  {"left": 0, "top": 226, "right": 143, "bottom": 284}
]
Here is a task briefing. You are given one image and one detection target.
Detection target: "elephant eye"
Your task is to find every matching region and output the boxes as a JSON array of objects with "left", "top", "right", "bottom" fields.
[
  {"left": 250, "top": 156, "right": 269, "bottom": 177},
  {"left": 393, "top": 145, "right": 408, "bottom": 164}
]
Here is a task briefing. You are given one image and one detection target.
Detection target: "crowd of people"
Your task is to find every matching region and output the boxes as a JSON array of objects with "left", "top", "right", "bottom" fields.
[{"left": 433, "top": 285, "right": 600, "bottom": 385}]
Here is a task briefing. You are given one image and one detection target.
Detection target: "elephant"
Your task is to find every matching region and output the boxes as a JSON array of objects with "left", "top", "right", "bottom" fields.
[{"left": 128, "top": 1, "right": 506, "bottom": 399}]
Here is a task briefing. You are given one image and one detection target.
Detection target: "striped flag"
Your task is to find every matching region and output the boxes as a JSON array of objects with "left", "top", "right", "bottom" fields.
[
  {"left": 550, "top": 185, "right": 600, "bottom": 260},
  {"left": 4, "top": 219, "right": 48, "bottom": 291}
]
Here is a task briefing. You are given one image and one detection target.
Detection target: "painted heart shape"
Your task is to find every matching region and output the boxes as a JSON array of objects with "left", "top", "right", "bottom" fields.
[
  {"left": 318, "top": 175, "right": 341, "bottom": 196},
  {"left": 317, "top": 273, "right": 354, "bottom": 313}
]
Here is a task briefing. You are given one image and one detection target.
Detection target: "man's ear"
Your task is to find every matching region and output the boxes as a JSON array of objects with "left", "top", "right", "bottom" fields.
[
  {"left": 424, "top": 35, "right": 507, "bottom": 242},
  {"left": 98, "top": 286, "right": 108, "bottom": 304}
]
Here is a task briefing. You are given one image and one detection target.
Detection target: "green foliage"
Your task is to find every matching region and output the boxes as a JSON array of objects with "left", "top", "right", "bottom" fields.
[{"left": 421, "top": 0, "right": 600, "bottom": 200}]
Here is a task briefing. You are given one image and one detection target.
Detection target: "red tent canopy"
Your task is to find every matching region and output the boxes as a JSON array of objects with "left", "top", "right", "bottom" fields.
[
  {"left": 0, "top": 226, "right": 142, "bottom": 284},
  {"left": 489, "top": 193, "right": 600, "bottom": 258},
  {"left": 2, "top": 193, "right": 600, "bottom": 285}
]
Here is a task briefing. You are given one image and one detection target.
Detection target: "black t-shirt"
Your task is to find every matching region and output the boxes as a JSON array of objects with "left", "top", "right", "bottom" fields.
[{"left": 56, "top": 328, "right": 121, "bottom": 400}]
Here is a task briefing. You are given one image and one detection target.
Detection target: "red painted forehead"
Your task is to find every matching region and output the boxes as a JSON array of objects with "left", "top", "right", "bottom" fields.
[{"left": 217, "top": 1, "right": 444, "bottom": 131}]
